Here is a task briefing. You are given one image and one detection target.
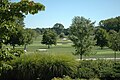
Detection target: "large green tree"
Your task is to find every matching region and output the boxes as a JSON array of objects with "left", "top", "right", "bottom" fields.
[
  {"left": 0, "top": 0, "right": 45, "bottom": 48},
  {"left": 41, "top": 29, "right": 57, "bottom": 48},
  {"left": 108, "top": 30, "right": 120, "bottom": 62},
  {"left": 95, "top": 28, "right": 108, "bottom": 49},
  {"left": 99, "top": 16, "right": 120, "bottom": 32},
  {"left": 69, "top": 16, "right": 95, "bottom": 59}
]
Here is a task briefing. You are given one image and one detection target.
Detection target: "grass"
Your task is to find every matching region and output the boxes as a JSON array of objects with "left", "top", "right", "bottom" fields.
[{"left": 14, "top": 36, "right": 120, "bottom": 59}]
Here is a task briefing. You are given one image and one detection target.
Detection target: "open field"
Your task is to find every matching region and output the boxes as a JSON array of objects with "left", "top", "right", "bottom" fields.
[{"left": 15, "top": 36, "right": 120, "bottom": 59}]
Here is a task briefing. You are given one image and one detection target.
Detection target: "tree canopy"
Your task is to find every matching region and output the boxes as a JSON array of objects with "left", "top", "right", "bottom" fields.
[
  {"left": 99, "top": 16, "right": 120, "bottom": 32},
  {"left": 108, "top": 30, "right": 120, "bottom": 62},
  {"left": 0, "top": 0, "right": 45, "bottom": 48},
  {"left": 41, "top": 29, "right": 57, "bottom": 48},
  {"left": 95, "top": 28, "right": 108, "bottom": 49},
  {"left": 69, "top": 16, "right": 95, "bottom": 59}
]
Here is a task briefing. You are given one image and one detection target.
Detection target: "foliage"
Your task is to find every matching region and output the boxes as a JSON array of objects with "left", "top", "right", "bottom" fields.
[
  {"left": 0, "top": 48, "right": 24, "bottom": 79},
  {"left": 108, "top": 30, "right": 120, "bottom": 61},
  {"left": 77, "top": 60, "right": 120, "bottom": 80},
  {"left": 0, "top": 49, "right": 16, "bottom": 62},
  {"left": 1, "top": 54, "right": 120, "bottom": 80},
  {"left": 95, "top": 28, "right": 108, "bottom": 49},
  {"left": 108, "top": 30, "right": 120, "bottom": 51},
  {"left": 63, "top": 28, "right": 69, "bottom": 36},
  {"left": 69, "top": 16, "right": 95, "bottom": 59},
  {"left": 0, "top": 62, "right": 13, "bottom": 79},
  {"left": 0, "top": 48, "right": 24, "bottom": 62},
  {"left": 59, "top": 33, "right": 65, "bottom": 39},
  {"left": 41, "top": 29, "right": 57, "bottom": 48},
  {"left": 2, "top": 53, "right": 77, "bottom": 80},
  {"left": 99, "top": 16, "right": 120, "bottom": 32},
  {"left": 22, "top": 29, "right": 36, "bottom": 50},
  {"left": 0, "top": 0, "right": 45, "bottom": 48},
  {"left": 52, "top": 76, "right": 72, "bottom": 80},
  {"left": 52, "top": 23, "right": 64, "bottom": 35},
  {"left": 52, "top": 76, "right": 100, "bottom": 80},
  {"left": 4, "top": 21, "right": 24, "bottom": 48}
]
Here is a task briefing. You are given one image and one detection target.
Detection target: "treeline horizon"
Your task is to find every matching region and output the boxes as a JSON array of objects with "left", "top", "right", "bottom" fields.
[{"left": 33, "top": 16, "right": 120, "bottom": 35}]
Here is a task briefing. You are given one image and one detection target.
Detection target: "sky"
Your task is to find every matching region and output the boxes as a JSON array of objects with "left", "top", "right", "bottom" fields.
[{"left": 11, "top": 0, "right": 120, "bottom": 28}]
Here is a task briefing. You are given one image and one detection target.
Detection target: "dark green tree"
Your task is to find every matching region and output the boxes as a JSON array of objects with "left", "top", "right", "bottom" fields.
[
  {"left": 108, "top": 30, "right": 120, "bottom": 62},
  {"left": 69, "top": 16, "right": 95, "bottom": 59},
  {"left": 52, "top": 23, "right": 64, "bottom": 35},
  {"left": 99, "top": 16, "right": 120, "bottom": 32},
  {"left": 95, "top": 28, "right": 108, "bottom": 49},
  {"left": 41, "top": 29, "right": 57, "bottom": 48}
]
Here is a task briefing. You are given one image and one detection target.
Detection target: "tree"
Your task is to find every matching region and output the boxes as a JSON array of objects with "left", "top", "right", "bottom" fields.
[
  {"left": 108, "top": 30, "right": 120, "bottom": 62},
  {"left": 99, "top": 16, "right": 120, "bottom": 32},
  {"left": 0, "top": 0, "right": 45, "bottom": 48},
  {"left": 69, "top": 16, "right": 95, "bottom": 59},
  {"left": 41, "top": 29, "right": 57, "bottom": 48},
  {"left": 52, "top": 23, "right": 64, "bottom": 35},
  {"left": 23, "top": 29, "right": 35, "bottom": 51},
  {"left": 95, "top": 28, "right": 108, "bottom": 49}
]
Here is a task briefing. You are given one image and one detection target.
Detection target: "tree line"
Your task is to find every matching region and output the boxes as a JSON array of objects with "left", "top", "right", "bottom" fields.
[{"left": 39, "top": 16, "right": 120, "bottom": 60}]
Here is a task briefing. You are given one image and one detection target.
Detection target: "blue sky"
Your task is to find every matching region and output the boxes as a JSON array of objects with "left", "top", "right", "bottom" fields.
[{"left": 11, "top": 0, "right": 120, "bottom": 28}]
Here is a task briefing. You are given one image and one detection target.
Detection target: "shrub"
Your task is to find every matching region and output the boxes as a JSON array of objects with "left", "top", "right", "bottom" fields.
[
  {"left": 77, "top": 60, "right": 114, "bottom": 79},
  {"left": 77, "top": 60, "right": 98, "bottom": 79},
  {"left": 4, "top": 53, "right": 78, "bottom": 80},
  {"left": 0, "top": 48, "right": 24, "bottom": 79},
  {"left": 0, "top": 62, "right": 13, "bottom": 79},
  {"left": 52, "top": 76, "right": 72, "bottom": 80},
  {"left": 9, "top": 49, "right": 24, "bottom": 57},
  {"left": 0, "top": 48, "right": 24, "bottom": 62}
]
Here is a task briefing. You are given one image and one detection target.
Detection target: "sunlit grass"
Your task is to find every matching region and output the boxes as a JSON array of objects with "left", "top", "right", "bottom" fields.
[{"left": 13, "top": 36, "right": 120, "bottom": 59}]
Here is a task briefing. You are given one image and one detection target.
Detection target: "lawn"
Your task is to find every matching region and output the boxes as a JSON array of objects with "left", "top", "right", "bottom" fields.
[{"left": 15, "top": 36, "right": 120, "bottom": 59}]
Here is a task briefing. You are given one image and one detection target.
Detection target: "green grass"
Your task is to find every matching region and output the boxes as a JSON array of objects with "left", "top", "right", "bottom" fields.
[{"left": 14, "top": 36, "right": 120, "bottom": 59}]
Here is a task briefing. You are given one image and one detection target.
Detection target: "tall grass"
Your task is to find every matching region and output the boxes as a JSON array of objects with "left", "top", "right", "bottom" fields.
[{"left": 4, "top": 53, "right": 78, "bottom": 80}]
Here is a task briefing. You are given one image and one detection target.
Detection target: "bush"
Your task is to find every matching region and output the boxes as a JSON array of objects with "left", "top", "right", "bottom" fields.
[
  {"left": 0, "top": 48, "right": 24, "bottom": 79},
  {"left": 77, "top": 60, "right": 120, "bottom": 80},
  {"left": 4, "top": 53, "right": 78, "bottom": 80},
  {"left": 0, "top": 48, "right": 24, "bottom": 62},
  {"left": 52, "top": 76, "right": 100, "bottom": 80},
  {"left": 77, "top": 60, "right": 114, "bottom": 79},
  {"left": 52, "top": 76, "right": 72, "bottom": 80},
  {"left": 0, "top": 62, "right": 13, "bottom": 79}
]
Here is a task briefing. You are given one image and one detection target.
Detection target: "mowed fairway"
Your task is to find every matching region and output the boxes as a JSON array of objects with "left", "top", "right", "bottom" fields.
[{"left": 16, "top": 35, "right": 120, "bottom": 59}]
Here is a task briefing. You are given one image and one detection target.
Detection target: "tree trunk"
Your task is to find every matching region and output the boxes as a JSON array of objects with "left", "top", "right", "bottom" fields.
[
  {"left": 13, "top": 45, "right": 15, "bottom": 49},
  {"left": 101, "top": 47, "right": 103, "bottom": 49},
  {"left": 114, "top": 51, "right": 117, "bottom": 63},
  {"left": 80, "top": 54, "right": 82, "bottom": 60},
  {"left": 24, "top": 44, "right": 27, "bottom": 51},
  {"left": 48, "top": 45, "right": 50, "bottom": 49}
]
